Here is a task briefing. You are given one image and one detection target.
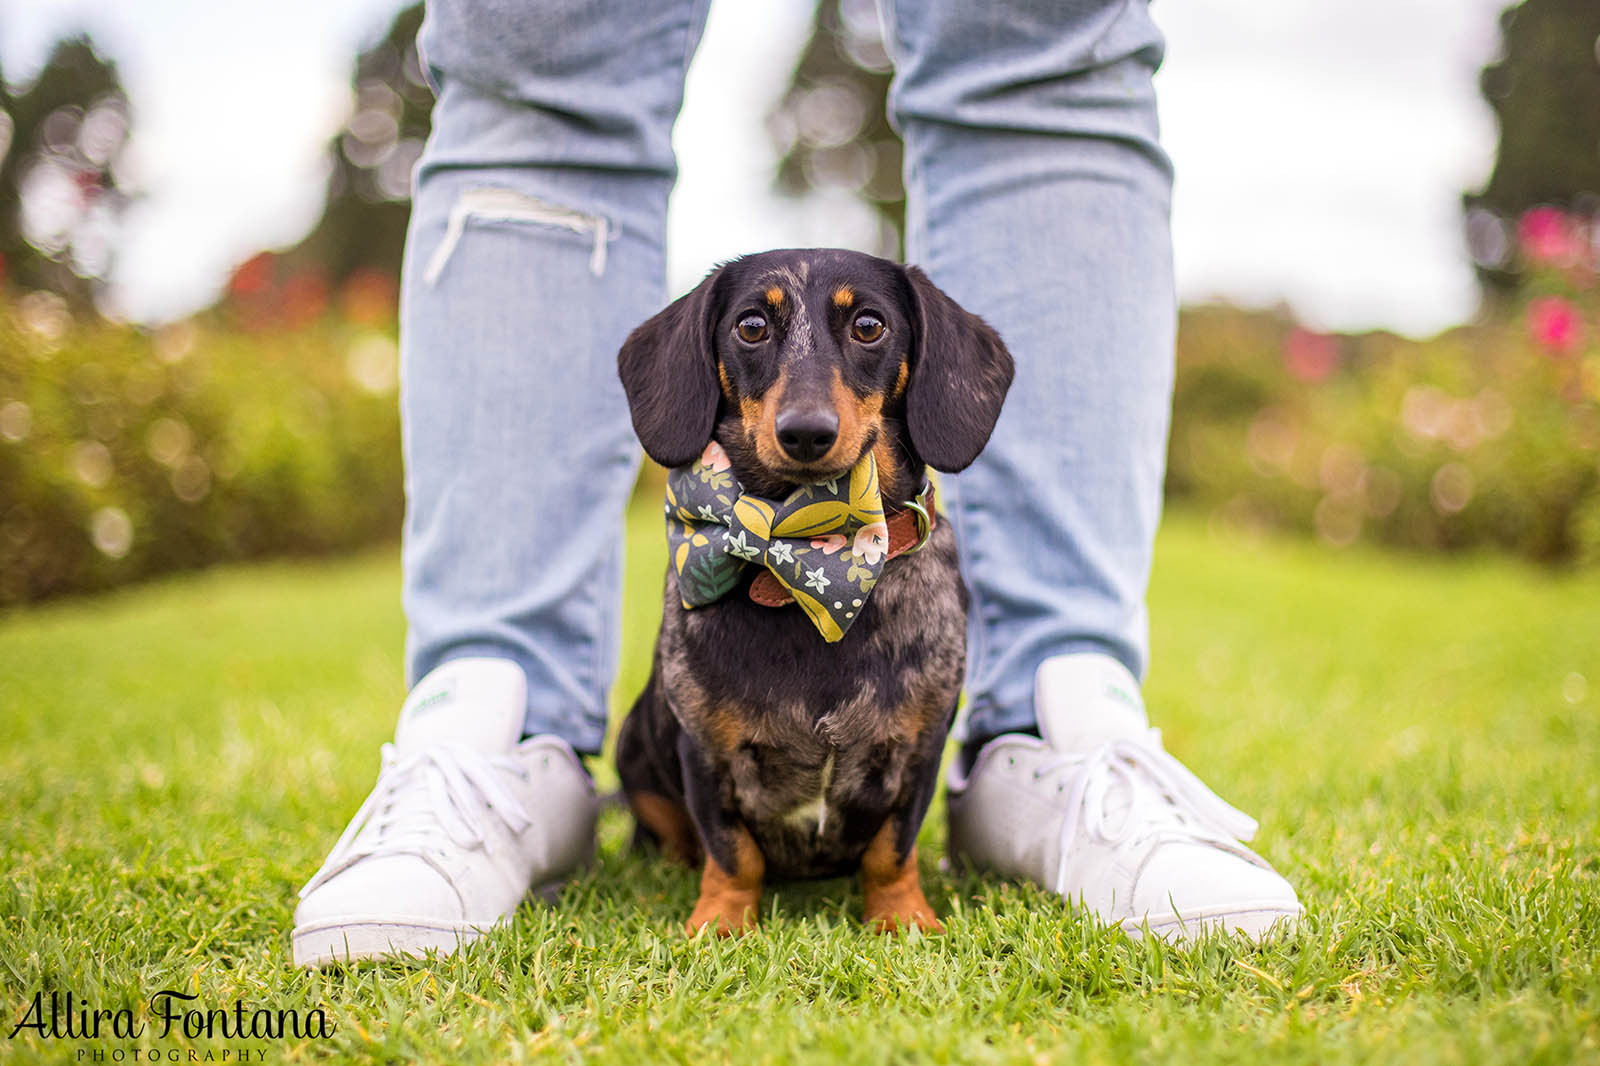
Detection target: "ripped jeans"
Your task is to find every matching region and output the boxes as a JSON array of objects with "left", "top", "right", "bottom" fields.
[{"left": 401, "top": 0, "right": 1176, "bottom": 754}]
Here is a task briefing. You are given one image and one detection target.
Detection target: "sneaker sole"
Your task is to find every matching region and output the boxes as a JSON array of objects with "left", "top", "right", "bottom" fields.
[
  {"left": 1120, "top": 902, "right": 1304, "bottom": 943},
  {"left": 292, "top": 878, "right": 570, "bottom": 968},
  {"left": 291, "top": 916, "right": 490, "bottom": 968}
]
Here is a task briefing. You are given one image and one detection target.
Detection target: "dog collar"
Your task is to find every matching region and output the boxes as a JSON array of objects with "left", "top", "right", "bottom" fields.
[{"left": 663, "top": 444, "right": 936, "bottom": 643}]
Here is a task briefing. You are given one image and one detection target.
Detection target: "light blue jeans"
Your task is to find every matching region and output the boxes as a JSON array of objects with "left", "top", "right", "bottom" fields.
[{"left": 401, "top": 0, "right": 1175, "bottom": 754}]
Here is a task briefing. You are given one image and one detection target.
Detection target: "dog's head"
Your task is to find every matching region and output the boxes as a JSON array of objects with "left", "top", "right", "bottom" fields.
[{"left": 618, "top": 249, "right": 1013, "bottom": 497}]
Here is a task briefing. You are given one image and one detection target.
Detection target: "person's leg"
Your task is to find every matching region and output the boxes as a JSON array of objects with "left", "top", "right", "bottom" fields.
[
  {"left": 883, "top": 0, "right": 1174, "bottom": 743},
  {"left": 403, "top": 0, "right": 712, "bottom": 753},
  {"left": 882, "top": 0, "right": 1302, "bottom": 941},
  {"left": 293, "top": 0, "right": 711, "bottom": 966}
]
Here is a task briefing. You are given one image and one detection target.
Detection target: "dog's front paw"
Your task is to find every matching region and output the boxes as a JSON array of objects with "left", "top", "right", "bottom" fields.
[
  {"left": 687, "top": 830, "right": 764, "bottom": 937},
  {"left": 863, "top": 887, "right": 944, "bottom": 935},
  {"left": 861, "top": 830, "right": 944, "bottom": 935},
  {"left": 686, "top": 891, "right": 760, "bottom": 937}
]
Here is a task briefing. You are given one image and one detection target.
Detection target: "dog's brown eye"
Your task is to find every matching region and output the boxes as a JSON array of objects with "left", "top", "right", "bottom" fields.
[
  {"left": 851, "top": 313, "right": 885, "bottom": 344},
  {"left": 736, "top": 315, "right": 768, "bottom": 344}
]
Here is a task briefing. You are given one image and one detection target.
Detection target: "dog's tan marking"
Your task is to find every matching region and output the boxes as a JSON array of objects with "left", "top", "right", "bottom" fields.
[
  {"left": 895, "top": 692, "right": 948, "bottom": 742},
  {"left": 814, "top": 369, "right": 883, "bottom": 471},
  {"left": 702, "top": 701, "right": 753, "bottom": 757},
  {"left": 892, "top": 360, "right": 909, "bottom": 398},
  {"left": 871, "top": 437, "right": 901, "bottom": 499},
  {"left": 718, "top": 360, "right": 735, "bottom": 400},
  {"left": 765, "top": 286, "right": 784, "bottom": 306},
  {"left": 832, "top": 285, "right": 854, "bottom": 309},
  {"left": 688, "top": 823, "right": 764, "bottom": 937},
  {"left": 744, "top": 373, "right": 792, "bottom": 473},
  {"left": 739, "top": 395, "right": 764, "bottom": 427},
  {"left": 628, "top": 790, "right": 701, "bottom": 867},
  {"left": 860, "top": 820, "right": 941, "bottom": 934}
]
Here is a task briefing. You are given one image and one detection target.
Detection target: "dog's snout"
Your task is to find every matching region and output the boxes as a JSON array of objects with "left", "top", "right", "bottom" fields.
[{"left": 775, "top": 408, "right": 839, "bottom": 463}]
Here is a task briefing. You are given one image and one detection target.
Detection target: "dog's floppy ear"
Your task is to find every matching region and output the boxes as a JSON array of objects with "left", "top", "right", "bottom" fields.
[
  {"left": 617, "top": 269, "right": 723, "bottom": 467},
  {"left": 902, "top": 266, "right": 1015, "bottom": 472}
]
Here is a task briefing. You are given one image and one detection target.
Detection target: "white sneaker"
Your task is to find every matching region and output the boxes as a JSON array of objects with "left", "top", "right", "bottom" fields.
[
  {"left": 947, "top": 653, "right": 1303, "bottom": 942},
  {"left": 292, "top": 658, "right": 598, "bottom": 967}
]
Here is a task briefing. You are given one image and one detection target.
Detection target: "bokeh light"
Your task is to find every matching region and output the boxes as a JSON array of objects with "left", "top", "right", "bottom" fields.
[{"left": 89, "top": 506, "right": 132, "bottom": 559}]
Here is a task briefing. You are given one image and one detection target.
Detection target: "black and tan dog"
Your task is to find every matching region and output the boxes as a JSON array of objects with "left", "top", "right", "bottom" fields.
[{"left": 615, "top": 248, "right": 1012, "bottom": 935}]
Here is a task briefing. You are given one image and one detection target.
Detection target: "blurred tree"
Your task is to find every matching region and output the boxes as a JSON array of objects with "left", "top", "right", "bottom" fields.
[
  {"left": 769, "top": 0, "right": 904, "bottom": 256},
  {"left": 1463, "top": 0, "right": 1600, "bottom": 290},
  {"left": 225, "top": 4, "right": 429, "bottom": 327},
  {"left": 263, "top": 4, "right": 430, "bottom": 298},
  {"left": 0, "top": 35, "right": 132, "bottom": 307},
  {"left": 246, "top": 0, "right": 903, "bottom": 320}
]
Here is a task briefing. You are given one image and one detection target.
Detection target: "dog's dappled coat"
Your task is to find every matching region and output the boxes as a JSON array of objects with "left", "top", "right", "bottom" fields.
[{"left": 615, "top": 248, "right": 1013, "bottom": 935}]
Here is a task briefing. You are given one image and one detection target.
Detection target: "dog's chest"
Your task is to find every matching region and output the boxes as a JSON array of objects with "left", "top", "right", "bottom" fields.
[
  {"left": 658, "top": 525, "right": 967, "bottom": 875},
  {"left": 727, "top": 734, "right": 911, "bottom": 879},
  {"left": 779, "top": 750, "right": 836, "bottom": 833}
]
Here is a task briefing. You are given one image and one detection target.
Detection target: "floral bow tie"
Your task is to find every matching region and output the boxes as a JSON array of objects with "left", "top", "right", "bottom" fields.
[{"left": 665, "top": 442, "right": 891, "bottom": 642}]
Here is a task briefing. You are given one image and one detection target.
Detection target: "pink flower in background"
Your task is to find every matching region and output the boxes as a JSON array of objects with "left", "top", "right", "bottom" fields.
[
  {"left": 1517, "top": 207, "right": 1582, "bottom": 266},
  {"left": 1525, "top": 296, "right": 1583, "bottom": 355},
  {"left": 1284, "top": 328, "right": 1339, "bottom": 383}
]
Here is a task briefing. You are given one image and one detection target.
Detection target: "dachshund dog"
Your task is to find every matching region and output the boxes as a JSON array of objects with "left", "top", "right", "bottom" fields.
[{"left": 615, "top": 248, "right": 1012, "bottom": 935}]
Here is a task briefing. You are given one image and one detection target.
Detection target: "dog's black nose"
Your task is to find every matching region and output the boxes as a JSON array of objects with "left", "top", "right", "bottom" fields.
[{"left": 775, "top": 409, "right": 840, "bottom": 463}]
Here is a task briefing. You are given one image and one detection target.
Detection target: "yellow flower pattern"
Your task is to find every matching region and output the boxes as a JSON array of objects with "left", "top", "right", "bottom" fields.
[{"left": 665, "top": 451, "right": 888, "bottom": 642}]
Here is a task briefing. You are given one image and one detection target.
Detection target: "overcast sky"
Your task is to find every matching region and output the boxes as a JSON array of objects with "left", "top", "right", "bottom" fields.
[{"left": 2, "top": 0, "right": 1511, "bottom": 336}]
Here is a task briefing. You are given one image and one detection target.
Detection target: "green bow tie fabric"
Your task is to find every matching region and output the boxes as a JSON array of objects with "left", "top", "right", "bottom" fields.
[{"left": 665, "top": 442, "right": 891, "bottom": 643}]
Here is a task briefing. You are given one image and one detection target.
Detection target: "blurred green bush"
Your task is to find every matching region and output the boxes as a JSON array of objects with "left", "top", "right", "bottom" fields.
[
  {"left": 0, "top": 293, "right": 402, "bottom": 604},
  {"left": 1168, "top": 210, "right": 1600, "bottom": 567},
  {"left": 3, "top": 207, "right": 1599, "bottom": 606}
]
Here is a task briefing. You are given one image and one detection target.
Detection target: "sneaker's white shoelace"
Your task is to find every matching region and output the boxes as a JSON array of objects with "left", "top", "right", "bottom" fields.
[
  {"left": 1037, "top": 729, "right": 1259, "bottom": 897},
  {"left": 299, "top": 743, "right": 533, "bottom": 898}
]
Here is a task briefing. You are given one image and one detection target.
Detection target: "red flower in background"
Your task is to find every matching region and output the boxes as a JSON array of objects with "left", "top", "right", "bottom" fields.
[
  {"left": 225, "top": 253, "right": 331, "bottom": 330},
  {"left": 229, "top": 252, "right": 277, "bottom": 298},
  {"left": 1526, "top": 296, "right": 1583, "bottom": 355},
  {"left": 1284, "top": 327, "right": 1339, "bottom": 382},
  {"left": 340, "top": 268, "right": 399, "bottom": 326},
  {"left": 1517, "top": 207, "right": 1583, "bottom": 267},
  {"left": 280, "top": 272, "right": 330, "bottom": 330},
  {"left": 71, "top": 167, "right": 104, "bottom": 202}
]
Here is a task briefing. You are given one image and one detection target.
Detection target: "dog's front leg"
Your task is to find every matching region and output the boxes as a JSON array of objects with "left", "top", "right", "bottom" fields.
[
  {"left": 860, "top": 817, "right": 942, "bottom": 934},
  {"left": 861, "top": 710, "right": 948, "bottom": 934},
  {"left": 677, "top": 732, "right": 764, "bottom": 936},
  {"left": 687, "top": 824, "right": 764, "bottom": 937},
  {"left": 858, "top": 732, "right": 946, "bottom": 934}
]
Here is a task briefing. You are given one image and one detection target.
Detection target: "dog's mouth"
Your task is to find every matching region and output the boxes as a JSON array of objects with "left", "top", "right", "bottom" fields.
[
  {"left": 763, "top": 456, "right": 857, "bottom": 486},
  {"left": 758, "top": 427, "right": 878, "bottom": 488}
]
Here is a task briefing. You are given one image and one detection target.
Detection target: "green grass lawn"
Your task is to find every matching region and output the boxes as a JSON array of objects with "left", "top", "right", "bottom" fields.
[{"left": 2, "top": 504, "right": 1597, "bottom": 1064}]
